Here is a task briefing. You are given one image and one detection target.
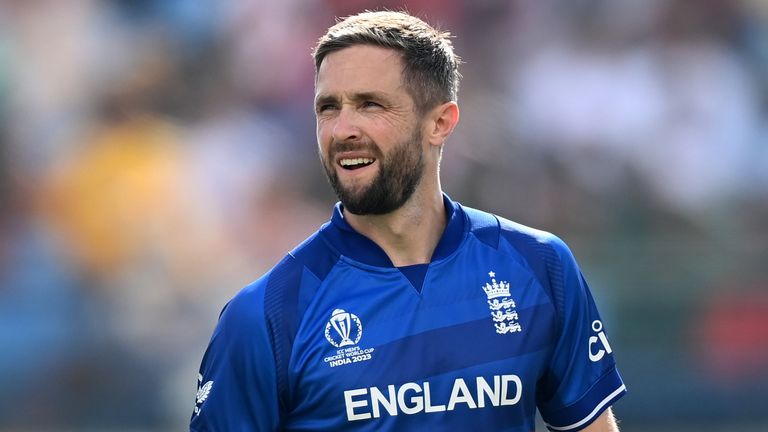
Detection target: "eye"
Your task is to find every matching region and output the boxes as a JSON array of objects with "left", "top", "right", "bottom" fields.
[
  {"left": 362, "top": 100, "right": 382, "bottom": 109},
  {"left": 316, "top": 104, "right": 338, "bottom": 114}
]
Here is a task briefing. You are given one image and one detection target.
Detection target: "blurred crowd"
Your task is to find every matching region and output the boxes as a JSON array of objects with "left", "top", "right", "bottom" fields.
[{"left": 0, "top": 0, "right": 766, "bottom": 430}]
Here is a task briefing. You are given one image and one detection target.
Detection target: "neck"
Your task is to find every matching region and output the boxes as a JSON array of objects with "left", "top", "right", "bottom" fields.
[{"left": 343, "top": 189, "right": 447, "bottom": 267}]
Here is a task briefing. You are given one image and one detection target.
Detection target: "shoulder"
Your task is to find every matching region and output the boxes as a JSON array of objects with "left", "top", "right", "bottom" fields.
[
  {"left": 461, "top": 204, "right": 572, "bottom": 261},
  {"left": 497, "top": 215, "right": 575, "bottom": 265},
  {"left": 461, "top": 205, "right": 579, "bottom": 312},
  {"left": 220, "top": 230, "right": 339, "bottom": 328}
]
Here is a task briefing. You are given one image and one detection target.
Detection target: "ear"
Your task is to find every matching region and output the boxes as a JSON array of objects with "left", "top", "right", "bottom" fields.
[{"left": 425, "top": 101, "right": 460, "bottom": 147}]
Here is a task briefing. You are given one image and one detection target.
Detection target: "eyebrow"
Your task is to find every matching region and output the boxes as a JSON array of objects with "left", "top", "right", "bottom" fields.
[
  {"left": 314, "top": 94, "right": 337, "bottom": 109},
  {"left": 314, "top": 91, "right": 391, "bottom": 108}
]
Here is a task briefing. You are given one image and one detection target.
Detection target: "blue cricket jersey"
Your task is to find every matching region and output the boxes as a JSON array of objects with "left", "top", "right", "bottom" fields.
[{"left": 190, "top": 196, "right": 626, "bottom": 431}]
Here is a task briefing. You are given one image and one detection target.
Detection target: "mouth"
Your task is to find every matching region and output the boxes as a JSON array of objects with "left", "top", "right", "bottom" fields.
[{"left": 339, "top": 157, "right": 376, "bottom": 171}]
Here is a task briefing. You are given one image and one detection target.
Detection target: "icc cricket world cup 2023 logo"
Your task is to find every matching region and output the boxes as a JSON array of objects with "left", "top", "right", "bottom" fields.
[{"left": 325, "top": 309, "right": 363, "bottom": 348}]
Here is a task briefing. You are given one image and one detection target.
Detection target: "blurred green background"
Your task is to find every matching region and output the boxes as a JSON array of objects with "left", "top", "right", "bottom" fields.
[{"left": 1, "top": 0, "right": 766, "bottom": 430}]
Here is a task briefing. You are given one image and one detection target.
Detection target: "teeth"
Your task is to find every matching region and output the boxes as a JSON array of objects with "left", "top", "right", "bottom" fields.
[{"left": 340, "top": 158, "right": 374, "bottom": 166}]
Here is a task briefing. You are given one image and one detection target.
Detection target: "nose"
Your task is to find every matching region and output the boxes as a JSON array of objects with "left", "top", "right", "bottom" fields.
[{"left": 331, "top": 107, "right": 361, "bottom": 143}]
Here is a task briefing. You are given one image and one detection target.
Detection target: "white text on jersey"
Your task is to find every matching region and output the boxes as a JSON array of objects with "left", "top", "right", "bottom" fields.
[{"left": 344, "top": 375, "right": 522, "bottom": 421}]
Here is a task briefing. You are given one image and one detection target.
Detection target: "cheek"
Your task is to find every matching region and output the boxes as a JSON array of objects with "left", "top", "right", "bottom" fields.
[{"left": 316, "top": 123, "right": 331, "bottom": 151}]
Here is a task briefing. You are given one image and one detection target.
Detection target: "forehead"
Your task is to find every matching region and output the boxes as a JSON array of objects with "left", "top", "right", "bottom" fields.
[{"left": 315, "top": 45, "right": 406, "bottom": 97}]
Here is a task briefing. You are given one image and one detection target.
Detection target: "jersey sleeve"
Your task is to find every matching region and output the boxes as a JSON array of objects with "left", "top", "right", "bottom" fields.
[
  {"left": 190, "top": 280, "right": 281, "bottom": 432},
  {"left": 536, "top": 236, "right": 627, "bottom": 431}
]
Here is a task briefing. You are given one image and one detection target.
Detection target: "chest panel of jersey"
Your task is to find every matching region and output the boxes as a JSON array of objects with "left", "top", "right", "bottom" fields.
[{"left": 285, "top": 236, "right": 557, "bottom": 431}]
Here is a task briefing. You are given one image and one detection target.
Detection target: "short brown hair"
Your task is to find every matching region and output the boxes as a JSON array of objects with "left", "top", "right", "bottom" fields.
[{"left": 313, "top": 11, "right": 461, "bottom": 113}]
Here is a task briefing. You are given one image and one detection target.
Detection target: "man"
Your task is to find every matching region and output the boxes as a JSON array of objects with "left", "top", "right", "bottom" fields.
[{"left": 191, "top": 11, "right": 626, "bottom": 431}]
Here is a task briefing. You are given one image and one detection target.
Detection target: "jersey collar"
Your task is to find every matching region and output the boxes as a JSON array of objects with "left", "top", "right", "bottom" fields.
[{"left": 321, "top": 194, "right": 466, "bottom": 268}]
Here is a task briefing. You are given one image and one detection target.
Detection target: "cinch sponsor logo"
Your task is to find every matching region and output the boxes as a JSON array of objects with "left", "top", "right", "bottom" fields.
[{"left": 343, "top": 375, "right": 522, "bottom": 421}]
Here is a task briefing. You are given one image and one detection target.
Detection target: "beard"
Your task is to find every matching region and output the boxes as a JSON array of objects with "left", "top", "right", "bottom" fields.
[{"left": 322, "top": 127, "right": 425, "bottom": 215}]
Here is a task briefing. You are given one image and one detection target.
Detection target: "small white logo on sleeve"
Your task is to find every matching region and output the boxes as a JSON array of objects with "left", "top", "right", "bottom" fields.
[
  {"left": 194, "top": 373, "right": 214, "bottom": 415},
  {"left": 588, "top": 320, "right": 613, "bottom": 362}
]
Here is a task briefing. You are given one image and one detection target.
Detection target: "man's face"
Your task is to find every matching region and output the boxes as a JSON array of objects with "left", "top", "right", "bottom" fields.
[{"left": 315, "top": 45, "right": 425, "bottom": 215}]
